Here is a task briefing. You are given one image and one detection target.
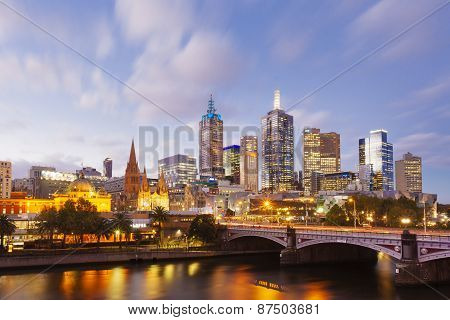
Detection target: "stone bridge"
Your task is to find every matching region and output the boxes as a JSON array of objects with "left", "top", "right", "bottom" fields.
[{"left": 221, "top": 225, "right": 450, "bottom": 285}]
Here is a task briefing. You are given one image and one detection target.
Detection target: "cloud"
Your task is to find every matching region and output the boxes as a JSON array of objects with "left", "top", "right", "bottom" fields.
[
  {"left": 0, "top": 52, "right": 82, "bottom": 94},
  {"left": 115, "top": 0, "right": 194, "bottom": 42},
  {"left": 290, "top": 108, "right": 330, "bottom": 130},
  {"left": 394, "top": 132, "right": 450, "bottom": 167},
  {"left": 115, "top": 0, "right": 244, "bottom": 122},
  {"left": 348, "top": 0, "right": 442, "bottom": 60},
  {"left": 95, "top": 19, "right": 115, "bottom": 59},
  {"left": 390, "top": 76, "right": 450, "bottom": 118},
  {"left": 79, "top": 69, "right": 120, "bottom": 112},
  {"left": 270, "top": 33, "right": 309, "bottom": 63}
]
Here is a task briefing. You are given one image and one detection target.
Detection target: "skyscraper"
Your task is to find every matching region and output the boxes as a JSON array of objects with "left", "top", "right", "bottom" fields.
[
  {"left": 240, "top": 136, "right": 258, "bottom": 192},
  {"left": 395, "top": 152, "right": 422, "bottom": 193},
  {"left": 261, "top": 89, "right": 294, "bottom": 192},
  {"left": 223, "top": 145, "right": 240, "bottom": 184},
  {"left": 199, "top": 95, "right": 224, "bottom": 180},
  {"left": 158, "top": 154, "right": 197, "bottom": 187},
  {"left": 302, "top": 128, "right": 340, "bottom": 195},
  {"left": 359, "top": 129, "right": 394, "bottom": 191},
  {"left": 0, "top": 161, "right": 12, "bottom": 199},
  {"left": 103, "top": 158, "right": 113, "bottom": 178}
]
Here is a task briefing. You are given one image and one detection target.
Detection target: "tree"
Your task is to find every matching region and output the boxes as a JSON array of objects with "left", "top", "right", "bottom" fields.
[
  {"left": 151, "top": 206, "right": 169, "bottom": 245},
  {"left": 188, "top": 214, "right": 217, "bottom": 244},
  {"left": 0, "top": 214, "right": 16, "bottom": 251},
  {"left": 36, "top": 207, "right": 59, "bottom": 248},
  {"left": 57, "top": 200, "right": 76, "bottom": 248},
  {"left": 92, "top": 217, "right": 113, "bottom": 248},
  {"left": 326, "top": 204, "right": 351, "bottom": 227},
  {"left": 111, "top": 212, "right": 132, "bottom": 248}
]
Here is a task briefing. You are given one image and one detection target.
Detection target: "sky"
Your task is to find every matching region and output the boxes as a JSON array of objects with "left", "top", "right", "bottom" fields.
[{"left": 0, "top": 0, "right": 449, "bottom": 201}]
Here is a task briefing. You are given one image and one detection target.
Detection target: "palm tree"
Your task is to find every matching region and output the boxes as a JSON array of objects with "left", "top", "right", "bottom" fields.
[
  {"left": 36, "top": 207, "right": 59, "bottom": 248},
  {"left": 151, "top": 206, "right": 169, "bottom": 246},
  {"left": 0, "top": 214, "right": 16, "bottom": 252},
  {"left": 92, "top": 217, "right": 113, "bottom": 249},
  {"left": 111, "top": 212, "right": 132, "bottom": 249}
]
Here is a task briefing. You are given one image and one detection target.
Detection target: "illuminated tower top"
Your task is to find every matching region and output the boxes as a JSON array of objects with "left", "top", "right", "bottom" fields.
[
  {"left": 207, "top": 94, "right": 216, "bottom": 114},
  {"left": 273, "top": 89, "right": 281, "bottom": 110}
]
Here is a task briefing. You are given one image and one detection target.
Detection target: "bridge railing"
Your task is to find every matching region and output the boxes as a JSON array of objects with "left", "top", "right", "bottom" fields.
[{"left": 417, "top": 235, "right": 450, "bottom": 243}]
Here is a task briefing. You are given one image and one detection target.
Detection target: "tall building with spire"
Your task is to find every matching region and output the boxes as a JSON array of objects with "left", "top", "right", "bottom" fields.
[
  {"left": 261, "top": 89, "right": 294, "bottom": 192},
  {"left": 124, "top": 140, "right": 140, "bottom": 208},
  {"left": 199, "top": 95, "right": 224, "bottom": 180}
]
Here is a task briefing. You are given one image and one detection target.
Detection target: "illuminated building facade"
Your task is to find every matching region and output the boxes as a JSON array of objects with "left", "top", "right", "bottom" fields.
[
  {"left": 158, "top": 154, "right": 197, "bottom": 187},
  {"left": 0, "top": 161, "right": 12, "bottom": 199},
  {"left": 261, "top": 89, "right": 294, "bottom": 192},
  {"left": 240, "top": 136, "right": 258, "bottom": 192},
  {"left": 103, "top": 158, "right": 113, "bottom": 178},
  {"left": 319, "top": 172, "right": 356, "bottom": 192},
  {"left": 302, "top": 128, "right": 340, "bottom": 195},
  {"left": 53, "top": 175, "right": 111, "bottom": 212},
  {"left": 223, "top": 145, "right": 240, "bottom": 184},
  {"left": 199, "top": 95, "right": 224, "bottom": 180},
  {"left": 395, "top": 152, "right": 422, "bottom": 193},
  {"left": 0, "top": 176, "right": 111, "bottom": 214},
  {"left": 137, "top": 170, "right": 170, "bottom": 211},
  {"left": 359, "top": 129, "right": 394, "bottom": 191},
  {"left": 29, "top": 166, "right": 108, "bottom": 199}
]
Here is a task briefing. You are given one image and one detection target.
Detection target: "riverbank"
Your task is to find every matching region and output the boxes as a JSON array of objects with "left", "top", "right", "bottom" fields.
[{"left": 0, "top": 249, "right": 278, "bottom": 270}]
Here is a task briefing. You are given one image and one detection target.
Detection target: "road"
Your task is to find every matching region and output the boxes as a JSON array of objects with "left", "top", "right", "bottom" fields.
[{"left": 221, "top": 221, "right": 450, "bottom": 236}]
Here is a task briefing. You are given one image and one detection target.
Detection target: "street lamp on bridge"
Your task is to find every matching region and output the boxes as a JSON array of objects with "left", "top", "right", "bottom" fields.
[{"left": 348, "top": 198, "right": 357, "bottom": 229}]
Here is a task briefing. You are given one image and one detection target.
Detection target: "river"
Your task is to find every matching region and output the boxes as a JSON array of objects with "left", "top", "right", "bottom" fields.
[{"left": 0, "top": 253, "right": 448, "bottom": 299}]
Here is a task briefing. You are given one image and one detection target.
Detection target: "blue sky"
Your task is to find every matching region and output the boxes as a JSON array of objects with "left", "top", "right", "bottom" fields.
[{"left": 1, "top": 0, "right": 449, "bottom": 201}]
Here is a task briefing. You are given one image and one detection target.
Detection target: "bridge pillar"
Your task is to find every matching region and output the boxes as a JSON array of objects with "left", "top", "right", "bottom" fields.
[
  {"left": 394, "top": 230, "right": 450, "bottom": 286},
  {"left": 280, "top": 227, "right": 298, "bottom": 265}
]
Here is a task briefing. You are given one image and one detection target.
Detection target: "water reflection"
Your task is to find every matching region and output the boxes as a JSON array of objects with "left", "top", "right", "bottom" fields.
[{"left": 0, "top": 253, "right": 449, "bottom": 300}]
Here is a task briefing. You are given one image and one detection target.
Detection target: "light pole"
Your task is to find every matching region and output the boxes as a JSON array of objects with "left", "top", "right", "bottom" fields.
[
  {"left": 349, "top": 198, "right": 357, "bottom": 228},
  {"left": 422, "top": 200, "right": 427, "bottom": 233},
  {"left": 305, "top": 209, "right": 309, "bottom": 227}
]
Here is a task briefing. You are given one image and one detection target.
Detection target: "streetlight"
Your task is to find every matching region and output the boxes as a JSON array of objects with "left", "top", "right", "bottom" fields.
[
  {"left": 401, "top": 217, "right": 411, "bottom": 228},
  {"left": 422, "top": 200, "right": 427, "bottom": 233},
  {"left": 305, "top": 209, "right": 309, "bottom": 227},
  {"left": 348, "top": 198, "right": 357, "bottom": 228}
]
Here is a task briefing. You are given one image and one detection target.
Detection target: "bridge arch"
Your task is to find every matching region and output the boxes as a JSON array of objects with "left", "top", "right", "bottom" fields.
[
  {"left": 227, "top": 233, "right": 287, "bottom": 248},
  {"left": 296, "top": 239, "right": 402, "bottom": 260}
]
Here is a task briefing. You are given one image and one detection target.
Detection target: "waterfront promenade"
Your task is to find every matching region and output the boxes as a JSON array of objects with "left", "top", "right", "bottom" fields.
[{"left": 0, "top": 247, "right": 275, "bottom": 270}]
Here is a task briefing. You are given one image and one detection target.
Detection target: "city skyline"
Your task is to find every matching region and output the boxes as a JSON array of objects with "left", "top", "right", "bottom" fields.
[{"left": 1, "top": 1, "right": 450, "bottom": 201}]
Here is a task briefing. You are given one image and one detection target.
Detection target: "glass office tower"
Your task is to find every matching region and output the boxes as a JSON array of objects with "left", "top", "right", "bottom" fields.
[
  {"left": 158, "top": 154, "right": 197, "bottom": 187},
  {"left": 223, "top": 145, "right": 241, "bottom": 184},
  {"left": 359, "top": 129, "right": 394, "bottom": 191},
  {"left": 261, "top": 89, "right": 294, "bottom": 192}
]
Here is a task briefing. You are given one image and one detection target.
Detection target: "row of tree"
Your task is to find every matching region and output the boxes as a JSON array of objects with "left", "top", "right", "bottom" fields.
[
  {"left": 36, "top": 198, "right": 133, "bottom": 248},
  {"left": 1, "top": 197, "right": 219, "bottom": 251},
  {"left": 325, "top": 195, "right": 443, "bottom": 228}
]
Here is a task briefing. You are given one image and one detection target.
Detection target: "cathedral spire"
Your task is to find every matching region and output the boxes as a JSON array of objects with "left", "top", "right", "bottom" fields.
[
  {"left": 128, "top": 139, "right": 138, "bottom": 165},
  {"left": 140, "top": 167, "right": 149, "bottom": 192},
  {"left": 157, "top": 171, "right": 168, "bottom": 194}
]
